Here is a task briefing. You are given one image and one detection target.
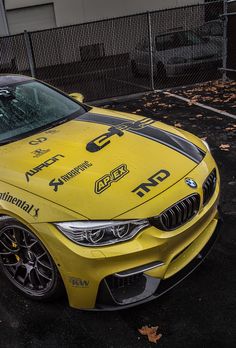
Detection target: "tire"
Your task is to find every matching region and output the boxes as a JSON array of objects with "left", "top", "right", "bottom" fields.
[
  {"left": 0, "top": 218, "right": 64, "bottom": 301},
  {"left": 131, "top": 60, "right": 142, "bottom": 77}
]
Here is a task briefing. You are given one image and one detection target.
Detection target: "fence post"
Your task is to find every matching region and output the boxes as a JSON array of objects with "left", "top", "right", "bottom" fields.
[
  {"left": 147, "top": 11, "right": 154, "bottom": 91},
  {"left": 222, "top": 0, "right": 228, "bottom": 81},
  {"left": 24, "top": 30, "right": 36, "bottom": 78}
]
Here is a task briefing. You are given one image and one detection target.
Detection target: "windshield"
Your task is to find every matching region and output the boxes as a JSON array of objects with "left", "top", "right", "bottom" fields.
[
  {"left": 0, "top": 80, "right": 85, "bottom": 144},
  {"left": 155, "top": 30, "right": 205, "bottom": 51}
]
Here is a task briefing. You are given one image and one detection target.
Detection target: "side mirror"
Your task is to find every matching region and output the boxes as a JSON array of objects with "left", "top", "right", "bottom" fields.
[{"left": 69, "top": 92, "right": 85, "bottom": 103}]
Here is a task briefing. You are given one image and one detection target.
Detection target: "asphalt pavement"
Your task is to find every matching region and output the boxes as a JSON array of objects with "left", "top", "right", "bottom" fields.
[{"left": 0, "top": 90, "right": 236, "bottom": 348}]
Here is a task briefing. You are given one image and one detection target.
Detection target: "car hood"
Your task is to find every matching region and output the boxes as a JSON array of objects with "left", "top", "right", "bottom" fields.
[{"left": 0, "top": 109, "right": 205, "bottom": 219}]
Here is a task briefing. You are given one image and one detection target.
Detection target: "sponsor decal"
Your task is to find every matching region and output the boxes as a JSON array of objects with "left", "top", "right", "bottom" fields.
[
  {"left": 86, "top": 118, "right": 155, "bottom": 153},
  {"left": 25, "top": 154, "right": 65, "bottom": 182},
  {"left": 79, "top": 113, "right": 205, "bottom": 163},
  {"left": 95, "top": 164, "right": 129, "bottom": 194},
  {"left": 0, "top": 192, "right": 39, "bottom": 218},
  {"left": 132, "top": 169, "right": 170, "bottom": 197},
  {"left": 29, "top": 137, "right": 47, "bottom": 145},
  {"left": 69, "top": 277, "right": 89, "bottom": 288},
  {"left": 49, "top": 160, "right": 92, "bottom": 192},
  {"left": 31, "top": 148, "right": 50, "bottom": 158},
  {"left": 45, "top": 129, "right": 59, "bottom": 135},
  {"left": 86, "top": 127, "right": 124, "bottom": 152}
]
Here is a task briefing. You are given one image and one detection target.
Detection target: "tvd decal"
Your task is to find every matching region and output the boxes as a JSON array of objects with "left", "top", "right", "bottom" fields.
[
  {"left": 49, "top": 161, "right": 92, "bottom": 192},
  {"left": 25, "top": 154, "right": 65, "bottom": 182},
  {"left": 0, "top": 192, "right": 39, "bottom": 218},
  {"left": 95, "top": 164, "right": 129, "bottom": 194},
  {"left": 132, "top": 170, "right": 170, "bottom": 197}
]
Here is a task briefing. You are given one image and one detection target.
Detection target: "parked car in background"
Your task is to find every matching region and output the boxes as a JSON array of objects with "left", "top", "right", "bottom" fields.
[{"left": 131, "top": 29, "right": 221, "bottom": 80}]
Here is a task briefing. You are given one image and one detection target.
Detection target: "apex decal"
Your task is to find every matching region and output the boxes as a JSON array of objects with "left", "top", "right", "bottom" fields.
[
  {"left": 95, "top": 164, "right": 129, "bottom": 194},
  {"left": 132, "top": 169, "right": 170, "bottom": 197},
  {"left": 49, "top": 161, "right": 92, "bottom": 192},
  {"left": 25, "top": 154, "right": 65, "bottom": 182}
]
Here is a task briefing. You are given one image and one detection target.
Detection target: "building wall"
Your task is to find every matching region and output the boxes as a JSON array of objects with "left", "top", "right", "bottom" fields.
[{"left": 5, "top": 0, "right": 204, "bottom": 29}]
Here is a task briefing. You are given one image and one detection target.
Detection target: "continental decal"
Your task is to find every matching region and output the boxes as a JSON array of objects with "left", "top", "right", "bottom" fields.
[
  {"left": 132, "top": 169, "right": 170, "bottom": 197},
  {"left": 0, "top": 192, "right": 39, "bottom": 218},
  {"left": 95, "top": 164, "right": 129, "bottom": 194},
  {"left": 25, "top": 154, "right": 65, "bottom": 182},
  {"left": 49, "top": 161, "right": 92, "bottom": 192},
  {"left": 78, "top": 113, "right": 205, "bottom": 163}
]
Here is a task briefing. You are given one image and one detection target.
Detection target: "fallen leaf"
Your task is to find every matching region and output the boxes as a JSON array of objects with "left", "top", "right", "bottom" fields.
[{"left": 148, "top": 333, "right": 162, "bottom": 344}]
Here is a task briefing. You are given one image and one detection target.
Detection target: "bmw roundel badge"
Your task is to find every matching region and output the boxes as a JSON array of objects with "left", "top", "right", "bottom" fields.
[{"left": 185, "top": 178, "right": 197, "bottom": 189}]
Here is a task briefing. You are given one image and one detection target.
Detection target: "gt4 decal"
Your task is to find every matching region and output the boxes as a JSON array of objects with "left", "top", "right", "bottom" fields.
[
  {"left": 86, "top": 127, "right": 124, "bottom": 152},
  {"left": 0, "top": 192, "right": 39, "bottom": 218},
  {"left": 86, "top": 118, "right": 154, "bottom": 153},
  {"left": 49, "top": 161, "right": 92, "bottom": 192},
  {"left": 25, "top": 154, "right": 65, "bottom": 182},
  {"left": 95, "top": 164, "right": 129, "bottom": 194},
  {"left": 79, "top": 113, "right": 205, "bottom": 163},
  {"left": 132, "top": 169, "right": 170, "bottom": 197}
]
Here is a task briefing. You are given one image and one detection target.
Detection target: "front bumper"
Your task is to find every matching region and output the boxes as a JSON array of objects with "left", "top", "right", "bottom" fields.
[
  {"left": 95, "top": 215, "right": 221, "bottom": 310},
  {"left": 166, "top": 58, "right": 221, "bottom": 77}
]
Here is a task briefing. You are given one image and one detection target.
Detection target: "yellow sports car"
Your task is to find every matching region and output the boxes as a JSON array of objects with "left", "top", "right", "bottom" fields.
[{"left": 0, "top": 75, "right": 220, "bottom": 310}]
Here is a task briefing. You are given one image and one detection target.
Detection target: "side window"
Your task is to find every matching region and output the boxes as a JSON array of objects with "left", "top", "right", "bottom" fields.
[{"left": 155, "top": 34, "right": 178, "bottom": 51}]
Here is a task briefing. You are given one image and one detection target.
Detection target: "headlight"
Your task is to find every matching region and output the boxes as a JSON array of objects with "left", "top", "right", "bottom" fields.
[
  {"left": 54, "top": 220, "right": 150, "bottom": 247},
  {"left": 202, "top": 139, "right": 211, "bottom": 152}
]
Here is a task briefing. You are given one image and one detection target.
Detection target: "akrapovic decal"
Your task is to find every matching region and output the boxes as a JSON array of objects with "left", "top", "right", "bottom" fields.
[
  {"left": 0, "top": 192, "right": 39, "bottom": 218},
  {"left": 95, "top": 164, "right": 129, "bottom": 194},
  {"left": 78, "top": 113, "right": 205, "bottom": 163},
  {"left": 31, "top": 148, "right": 50, "bottom": 158},
  {"left": 49, "top": 161, "right": 92, "bottom": 192},
  {"left": 25, "top": 154, "right": 65, "bottom": 182},
  {"left": 132, "top": 169, "right": 170, "bottom": 197}
]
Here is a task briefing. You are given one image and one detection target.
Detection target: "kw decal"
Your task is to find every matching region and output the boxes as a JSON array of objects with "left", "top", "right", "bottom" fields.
[
  {"left": 31, "top": 148, "right": 50, "bottom": 158},
  {"left": 69, "top": 277, "right": 89, "bottom": 288},
  {"left": 25, "top": 154, "right": 65, "bottom": 182},
  {"left": 49, "top": 161, "right": 92, "bottom": 192},
  {"left": 0, "top": 192, "right": 40, "bottom": 218},
  {"left": 79, "top": 113, "right": 205, "bottom": 163},
  {"left": 132, "top": 169, "right": 170, "bottom": 197},
  {"left": 95, "top": 164, "right": 129, "bottom": 194},
  {"left": 29, "top": 137, "right": 47, "bottom": 145}
]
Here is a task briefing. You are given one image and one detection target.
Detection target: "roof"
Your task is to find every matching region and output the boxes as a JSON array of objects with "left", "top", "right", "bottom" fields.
[{"left": 0, "top": 74, "right": 33, "bottom": 87}]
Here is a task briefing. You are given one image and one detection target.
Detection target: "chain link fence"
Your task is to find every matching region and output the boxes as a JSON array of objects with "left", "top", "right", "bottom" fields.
[{"left": 0, "top": 1, "right": 226, "bottom": 101}]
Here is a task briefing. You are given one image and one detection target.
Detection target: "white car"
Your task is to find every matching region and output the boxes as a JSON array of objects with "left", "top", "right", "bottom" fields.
[{"left": 131, "top": 29, "right": 221, "bottom": 80}]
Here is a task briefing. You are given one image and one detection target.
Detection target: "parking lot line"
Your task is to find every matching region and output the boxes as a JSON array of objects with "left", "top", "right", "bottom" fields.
[{"left": 162, "top": 91, "right": 236, "bottom": 120}]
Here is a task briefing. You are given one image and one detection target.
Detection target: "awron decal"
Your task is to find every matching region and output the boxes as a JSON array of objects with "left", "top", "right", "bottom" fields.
[
  {"left": 25, "top": 154, "right": 65, "bottom": 182},
  {"left": 77, "top": 113, "right": 205, "bottom": 163},
  {"left": 132, "top": 170, "right": 170, "bottom": 197},
  {"left": 49, "top": 161, "right": 92, "bottom": 192},
  {"left": 95, "top": 164, "right": 129, "bottom": 194},
  {"left": 0, "top": 192, "right": 39, "bottom": 218}
]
